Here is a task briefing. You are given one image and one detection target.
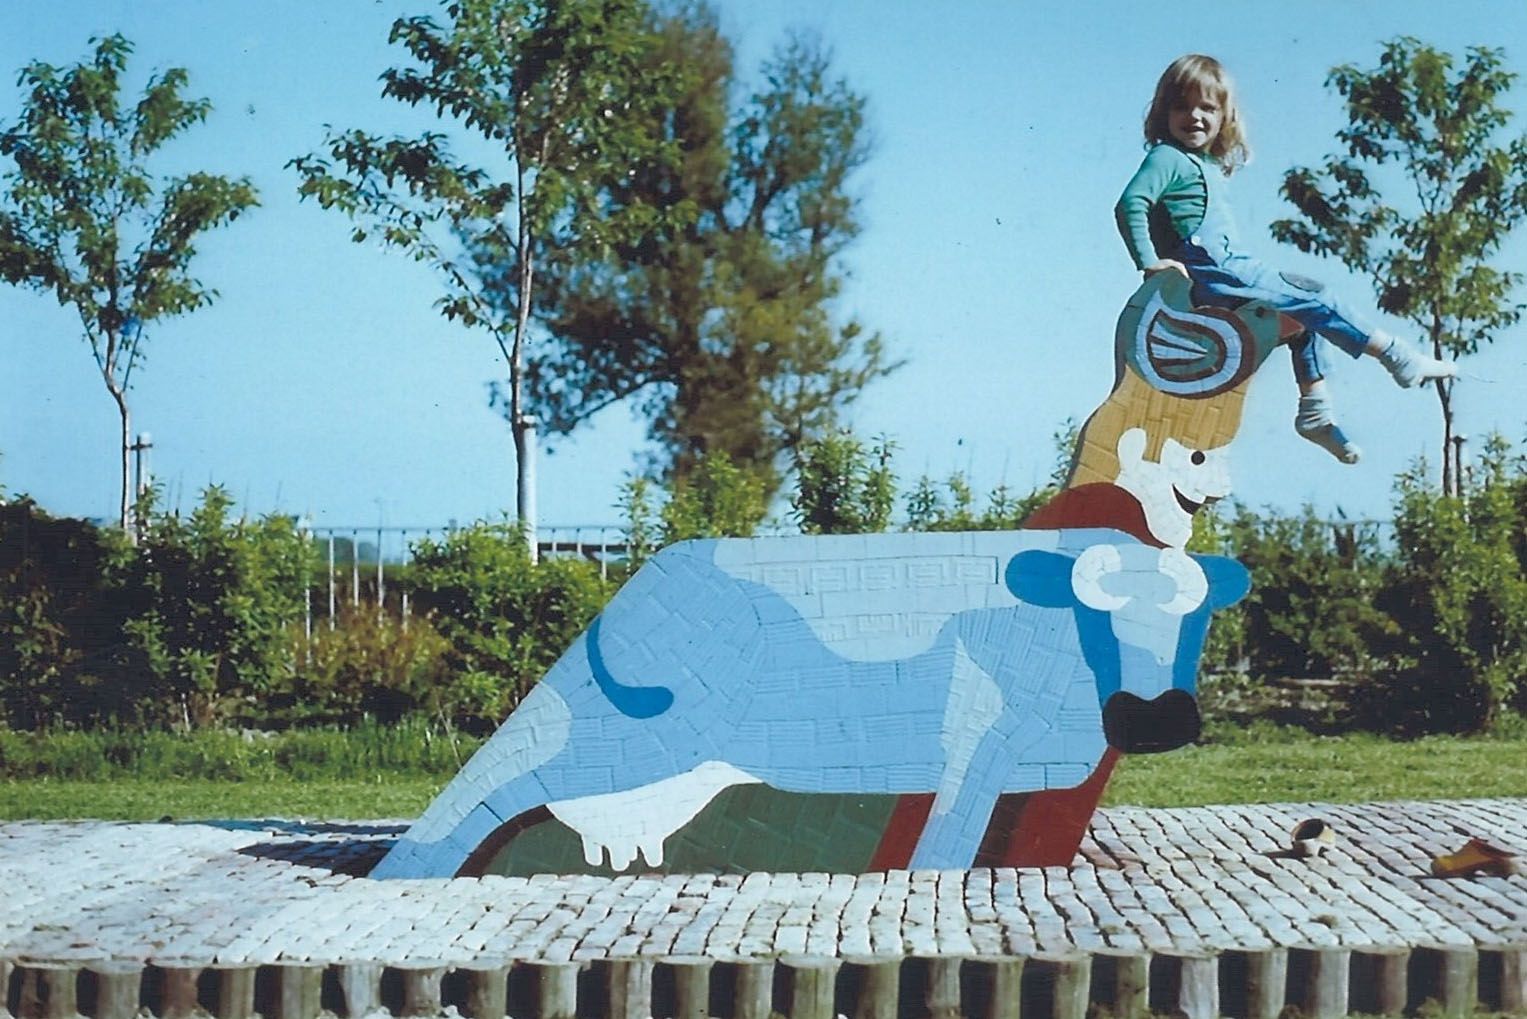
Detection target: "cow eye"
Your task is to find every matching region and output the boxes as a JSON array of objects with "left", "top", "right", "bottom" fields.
[{"left": 1191, "top": 451, "right": 1206, "bottom": 465}]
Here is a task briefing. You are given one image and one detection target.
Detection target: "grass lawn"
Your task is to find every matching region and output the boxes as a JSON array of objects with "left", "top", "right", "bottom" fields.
[
  {"left": 0, "top": 777, "right": 448, "bottom": 821},
  {"left": 1105, "top": 728, "right": 1527, "bottom": 807},
  {"left": 0, "top": 722, "right": 1522, "bottom": 821}
]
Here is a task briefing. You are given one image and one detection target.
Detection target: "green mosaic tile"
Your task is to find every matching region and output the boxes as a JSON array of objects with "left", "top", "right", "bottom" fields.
[{"left": 481, "top": 785, "right": 902, "bottom": 876}]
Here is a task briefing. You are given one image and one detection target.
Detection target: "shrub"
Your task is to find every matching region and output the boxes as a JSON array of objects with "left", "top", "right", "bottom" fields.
[
  {"left": 0, "top": 500, "right": 139, "bottom": 728},
  {"left": 1209, "top": 503, "right": 1395, "bottom": 684},
  {"left": 1367, "top": 442, "right": 1527, "bottom": 733},
  {"left": 404, "top": 520, "right": 613, "bottom": 730},
  {"left": 274, "top": 607, "right": 453, "bottom": 727},
  {"left": 791, "top": 432, "right": 896, "bottom": 534},
  {"left": 123, "top": 487, "right": 319, "bottom": 729}
]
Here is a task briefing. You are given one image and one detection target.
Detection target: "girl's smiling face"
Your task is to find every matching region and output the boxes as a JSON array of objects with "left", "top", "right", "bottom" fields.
[{"left": 1168, "top": 88, "right": 1223, "bottom": 153}]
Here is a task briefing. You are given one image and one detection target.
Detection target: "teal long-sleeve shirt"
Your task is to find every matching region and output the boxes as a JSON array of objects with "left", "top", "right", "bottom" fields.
[{"left": 1115, "top": 144, "right": 1211, "bottom": 271}]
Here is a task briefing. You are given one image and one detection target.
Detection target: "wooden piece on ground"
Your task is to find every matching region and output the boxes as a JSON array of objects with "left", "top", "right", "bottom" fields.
[
  {"left": 924, "top": 957, "right": 961, "bottom": 1019},
  {"left": 1412, "top": 944, "right": 1479, "bottom": 1016},
  {"left": 1288, "top": 946, "right": 1350, "bottom": 1019},
  {"left": 16, "top": 964, "right": 79, "bottom": 1019},
  {"left": 1351, "top": 946, "right": 1409, "bottom": 1018},
  {"left": 604, "top": 959, "right": 654, "bottom": 1019},
  {"left": 731, "top": 960, "right": 776, "bottom": 1019},
  {"left": 261, "top": 964, "right": 324, "bottom": 1019},
  {"left": 842, "top": 957, "right": 899, "bottom": 1019},
  {"left": 149, "top": 963, "right": 204, "bottom": 1019},
  {"left": 456, "top": 962, "right": 510, "bottom": 1019},
  {"left": 1152, "top": 952, "right": 1219, "bottom": 1019},
  {"left": 657, "top": 957, "right": 712, "bottom": 1019},
  {"left": 394, "top": 963, "right": 446, "bottom": 1018},
  {"left": 780, "top": 957, "right": 840, "bottom": 1019},
  {"left": 528, "top": 962, "right": 580, "bottom": 1019},
  {"left": 1235, "top": 947, "right": 1288, "bottom": 1019},
  {"left": 211, "top": 966, "right": 258, "bottom": 1019},
  {"left": 1483, "top": 943, "right": 1527, "bottom": 1013},
  {"left": 1029, "top": 953, "right": 1091, "bottom": 1019},
  {"left": 333, "top": 962, "right": 383, "bottom": 1017},
  {"left": 990, "top": 957, "right": 1026, "bottom": 1019},
  {"left": 83, "top": 961, "right": 141, "bottom": 1019},
  {"left": 1092, "top": 950, "right": 1150, "bottom": 1019}
]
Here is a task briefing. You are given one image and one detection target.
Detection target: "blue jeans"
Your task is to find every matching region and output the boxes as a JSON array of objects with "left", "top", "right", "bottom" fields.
[{"left": 1173, "top": 241, "right": 1379, "bottom": 385}]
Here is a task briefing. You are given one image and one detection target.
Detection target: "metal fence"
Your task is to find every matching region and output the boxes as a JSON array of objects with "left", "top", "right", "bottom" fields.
[{"left": 302, "top": 524, "right": 627, "bottom": 633}]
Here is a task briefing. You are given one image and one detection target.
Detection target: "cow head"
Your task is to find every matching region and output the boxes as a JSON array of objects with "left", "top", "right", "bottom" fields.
[{"left": 1006, "top": 537, "right": 1249, "bottom": 754}]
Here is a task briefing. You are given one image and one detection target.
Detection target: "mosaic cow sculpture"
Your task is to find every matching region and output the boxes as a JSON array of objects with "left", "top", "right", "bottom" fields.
[
  {"left": 373, "top": 272, "right": 1295, "bottom": 878},
  {"left": 372, "top": 526, "right": 1250, "bottom": 878}
]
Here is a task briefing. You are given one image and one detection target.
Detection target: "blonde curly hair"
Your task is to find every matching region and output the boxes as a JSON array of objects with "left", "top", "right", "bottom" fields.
[{"left": 1144, "top": 54, "right": 1251, "bottom": 174}]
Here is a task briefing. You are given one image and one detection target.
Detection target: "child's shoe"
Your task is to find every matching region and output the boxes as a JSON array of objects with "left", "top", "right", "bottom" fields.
[
  {"left": 1295, "top": 385, "right": 1361, "bottom": 464},
  {"left": 1376, "top": 336, "right": 1457, "bottom": 388}
]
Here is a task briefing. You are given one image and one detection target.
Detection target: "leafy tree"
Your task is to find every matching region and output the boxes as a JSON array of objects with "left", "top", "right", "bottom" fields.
[
  {"left": 0, "top": 35, "right": 258, "bottom": 532},
  {"left": 292, "top": 0, "right": 688, "bottom": 534},
  {"left": 792, "top": 432, "right": 896, "bottom": 535},
  {"left": 1272, "top": 38, "right": 1527, "bottom": 495},
  {"left": 526, "top": 6, "right": 897, "bottom": 497}
]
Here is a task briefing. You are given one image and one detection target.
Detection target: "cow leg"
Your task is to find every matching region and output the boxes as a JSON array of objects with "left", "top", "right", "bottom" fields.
[{"left": 906, "top": 732, "right": 1021, "bottom": 870}]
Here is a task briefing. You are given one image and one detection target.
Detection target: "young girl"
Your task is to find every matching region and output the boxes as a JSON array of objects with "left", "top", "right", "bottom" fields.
[{"left": 1115, "top": 54, "right": 1455, "bottom": 463}]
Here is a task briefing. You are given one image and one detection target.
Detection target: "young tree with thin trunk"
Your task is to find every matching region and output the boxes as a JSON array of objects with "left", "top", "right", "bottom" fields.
[
  {"left": 291, "top": 0, "right": 688, "bottom": 535},
  {"left": 0, "top": 35, "right": 258, "bottom": 534},
  {"left": 1272, "top": 37, "right": 1527, "bottom": 496}
]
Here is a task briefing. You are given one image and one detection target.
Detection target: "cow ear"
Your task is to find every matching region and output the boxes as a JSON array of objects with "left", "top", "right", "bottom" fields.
[
  {"left": 1005, "top": 550, "right": 1076, "bottom": 606},
  {"left": 1194, "top": 555, "right": 1251, "bottom": 608}
]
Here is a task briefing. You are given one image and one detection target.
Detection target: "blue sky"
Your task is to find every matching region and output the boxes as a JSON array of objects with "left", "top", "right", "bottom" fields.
[{"left": 3, "top": 0, "right": 1525, "bottom": 534}]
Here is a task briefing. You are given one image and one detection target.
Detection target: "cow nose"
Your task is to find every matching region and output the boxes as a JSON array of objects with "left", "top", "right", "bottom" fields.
[{"left": 1102, "top": 690, "right": 1201, "bottom": 753}]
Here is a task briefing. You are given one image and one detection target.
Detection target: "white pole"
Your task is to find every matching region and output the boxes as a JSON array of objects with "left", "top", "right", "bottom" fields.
[{"left": 518, "top": 413, "right": 538, "bottom": 563}]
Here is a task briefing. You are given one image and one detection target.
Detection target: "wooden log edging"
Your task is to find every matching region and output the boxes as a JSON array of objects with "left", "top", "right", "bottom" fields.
[{"left": 9, "top": 942, "right": 1527, "bottom": 1019}]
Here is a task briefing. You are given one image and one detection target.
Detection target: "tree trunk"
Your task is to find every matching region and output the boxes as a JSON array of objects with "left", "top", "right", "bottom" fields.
[
  {"left": 1429, "top": 319, "right": 1455, "bottom": 496},
  {"left": 112, "top": 385, "right": 134, "bottom": 539},
  {"left": 1435, "top": 381, "right": 1447, "bottom": 494},
  {"left": 511, "top": 186, "right": 537, "bottom": 561}
]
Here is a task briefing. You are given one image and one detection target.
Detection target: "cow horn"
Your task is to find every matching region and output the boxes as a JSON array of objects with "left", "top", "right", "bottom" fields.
[
  {"left": 1156, "top": 547, "right": 1208, "bottom": 616},
  {"left": 1071, "top": 544, "right": 1130, "bottom": 612}
]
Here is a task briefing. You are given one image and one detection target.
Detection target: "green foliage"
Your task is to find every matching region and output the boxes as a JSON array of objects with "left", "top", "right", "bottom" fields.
[
  {"left": 403, "top": 519, "right": 614, "bottom": 729},
  {"left": 1207, "top": 504, "right": 1395, "bottom": 682},
  {"left": 0, "top": 35, "right": 258, "bottom": 530},
  {"left": 791, "top": 432, "right": 896, "bottom": 534},
  {"left": 1370, "top": 443, "right": 1527, "bottom": 733},
  {"left": 0, "top": 500, "right": 137, "bottom": 729},
  {"left": 292, "top": 0, "right": 688, "bottom": 516},
  {"left": 618, "top": 475, "right": 662, "bottom": 569},
  {"left": 529, "top": 6, "right": 897, "bottom": 498},
  {"left": 1272, "top": 37, "right": 1527, "bottom": 493},
  {"left": 0, "top": 490, "right": 314, "bottom": 730},
  {"left": 904, "top": 473, "right": 1053, "bottom": 532},
  {"left": 275, "top": 608, "right": 453, "bottom": 728},
  {"left": 659, "top": 453, "right": 768, "bottom": 542},
  {"left": 904, "top": 418, "right": 1077, "bottom": 532},
  {"left": 124, "top": 487, "right": 319, "bottom": 729},
  {"left": 618, "top": 452, "right": 767, "bottom": 566}
]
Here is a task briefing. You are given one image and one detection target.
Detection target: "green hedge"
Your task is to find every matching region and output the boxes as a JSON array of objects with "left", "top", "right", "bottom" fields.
[{"left": 3, "top": 435, "right": 1525, "bottom": 737}]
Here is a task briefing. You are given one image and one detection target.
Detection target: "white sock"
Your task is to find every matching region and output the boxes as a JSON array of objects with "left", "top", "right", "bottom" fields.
[
  {"left": 1375, "top": 335, "right": 1457, "bottom": 389},
  {"left": 1295, "top": 382, "right": 1361, "bottom": 464}
]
